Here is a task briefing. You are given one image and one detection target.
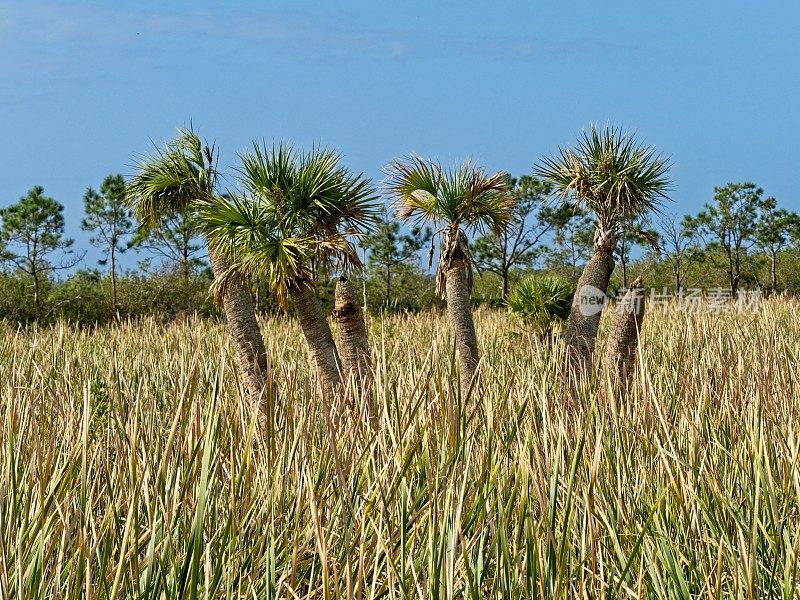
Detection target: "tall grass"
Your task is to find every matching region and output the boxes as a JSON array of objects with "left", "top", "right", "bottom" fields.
[{"left": 0, "top": 301, "right": 799, "bottom": 598}]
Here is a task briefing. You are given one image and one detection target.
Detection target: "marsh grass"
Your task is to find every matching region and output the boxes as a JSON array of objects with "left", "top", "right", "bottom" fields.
[{"left": 1, "top": 301, "right": 799, "bottom": 598}]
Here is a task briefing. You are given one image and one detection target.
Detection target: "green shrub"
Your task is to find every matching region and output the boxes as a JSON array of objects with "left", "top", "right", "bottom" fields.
[{"left": 507, "top": 273, "right": 574, "bottom": 331}]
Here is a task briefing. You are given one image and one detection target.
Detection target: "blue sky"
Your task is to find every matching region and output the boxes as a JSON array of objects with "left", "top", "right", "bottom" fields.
[{"left": 1, "top": 0, "right": 799, "bottom": 268}]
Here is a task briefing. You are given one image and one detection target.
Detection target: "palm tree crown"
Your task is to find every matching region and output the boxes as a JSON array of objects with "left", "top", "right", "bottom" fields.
[
  {"left": 200, "top": 142, "right": 380, "bottom": 306},
  {"left": 534, "top": 124, "right": 671, "bottom": 243},
  {"left": 126, "top": 129, "right": 217, "bottom": 228},
  {"left": 385, "top": 154, "right": 512, "bottom": 296},
  {"left": 386, "top": 154, "right": 512, "bottom": 234}
]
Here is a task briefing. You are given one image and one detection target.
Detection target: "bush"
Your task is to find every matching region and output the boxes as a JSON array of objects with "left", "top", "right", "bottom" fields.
[{"left": 507, "top": 273, "right": 574, "bottom": 331}]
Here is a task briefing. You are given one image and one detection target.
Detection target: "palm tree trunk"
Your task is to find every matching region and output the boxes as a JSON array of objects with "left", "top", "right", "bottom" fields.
[
  {"left": 445, "top": 254, "right": 480, "bottom": 396},
  {"left": 565, "top": 229, "right": 616, "bottom": 383},
  {"left": 291, "top": 284, "right": 342, "bottom": 395},
  {"left": 333, "top": 276, "right": 371, "bottom": 385},
  {"left": 208, "top": 249, "right": 273, "bottom": 403},
  {"left": 603, "top": 276, "right": 645, "bottom": 394}
]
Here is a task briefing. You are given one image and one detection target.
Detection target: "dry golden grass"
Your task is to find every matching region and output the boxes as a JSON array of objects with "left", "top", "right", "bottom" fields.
[{"left": 1, "top": 300, "right": 799, "bottom": 598}]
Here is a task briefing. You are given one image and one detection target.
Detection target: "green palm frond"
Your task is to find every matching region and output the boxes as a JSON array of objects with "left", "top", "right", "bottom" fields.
[
  {"left": 126, "top": 128, "right": 215, "bottom": 227},
  {"left": 203, "top": 142, "right": 379, "bottom": 305},
  {"left": 384, "top": 154, "right": 441, "bottom": 223},
  {"left": 199, "top": 193, "right": 312, "bottom": 308},
  {"left": 508, "top": 273, "right": 574, "bottom": 331},
  {"left": 534, "top": 124, "right": 671, "bottom": 228},
  {"left": 385, "top": 155, "right": 512, "bottom": 233},
  {"left": 237, "top": 142, "right": 380, "bottom": 239},
  {"left": 451, "top": 164, "right": 514, "bottom": 234}
]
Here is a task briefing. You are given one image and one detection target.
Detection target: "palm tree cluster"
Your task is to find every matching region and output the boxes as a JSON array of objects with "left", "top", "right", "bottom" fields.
[
  {"left": 534, "top": 126, "right": 671, "bottom": 383},
  {"left": 126, "top": 124, "right": 670, "bottom": 403}
]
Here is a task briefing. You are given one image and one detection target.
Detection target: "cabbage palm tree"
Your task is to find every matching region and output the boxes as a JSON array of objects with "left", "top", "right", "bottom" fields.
[
  {"left": 126, "top": 130, "right": 272, "bottom": 403},
  {"left": 201, "top": 143, "right": 379, "bottom": 395},
  {"left": 535, "top": 124, "right": 670, "bottom": 381},
  {"left": 385, "top": 155, "right": 512, "bottom": 395}
]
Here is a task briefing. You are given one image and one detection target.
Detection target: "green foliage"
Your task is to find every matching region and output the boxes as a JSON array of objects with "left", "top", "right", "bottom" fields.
[
  {"left": 684, "top": 182, "right": 769, "bottom": 293},
  {"left": 81, "top": 174, "right": 134, "bottom": 266},
  {"left": 757, "top": 196, "right": 800, "bottom": 254},
  {"left": 542, "top": 204, "right": 595, "bottom": 282},
  {"left": 0, "top": 269, "right": 217, "bottom": 326},
  {"left": 129, "top": 209, "right": 207, "bottom": 279},
  {"left": 365, "top": 265, "right": 444, "bottom": 313},
  {"left": 0, "top": 272, "right": 40, "bottom": 323},
  {"left": 535, "top": 124, "right": 671, "bottom": 233},
  {"left": 0, "top": 186, "right": 79, "bottom": 315},
  {"left": 386, "top": 155, "right": 514, "bottom": 300},
  {"left": 114, "top": 270, "right": 217, "bottom": 321},
  {"left": 507, "top": 273, "right": 574, "bottom": 330},
  {"left": 126, "top": 128, "right": 216, "bottom": 227},
  {"left": 201, "top": 142, "right": 380, "bottom": 307},
  {"left": 471, "top": 175, "right": 563, "bottom": 298},
  {"left": 361, "top": 209, "right": 432, "bottom": 308},
  {"left": 386, "top": 154, "right": 513, "bottom": 234},
  {"left": 0, "top": 186, "right": 74, "bottom": 267}
]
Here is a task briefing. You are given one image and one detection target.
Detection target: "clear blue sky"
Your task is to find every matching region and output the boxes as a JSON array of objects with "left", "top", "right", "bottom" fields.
[{"left": 1, "top": 1, "right": 798, "bottom": 268}]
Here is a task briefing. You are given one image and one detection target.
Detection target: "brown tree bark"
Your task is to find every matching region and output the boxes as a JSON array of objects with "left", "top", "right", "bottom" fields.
[
  {"left": 445, "top": 253, "right": 480, "bottom": 396},
  {"left": 603, "top": 276, "right": 645, "bottom": 393},
  {"left": 564, "top": 227, "right": 616, "bottom": 383},
  {"left": 333, "top": 276, "right": 371, "bottom": 385},
  {"left": 290, "top": 283, "right": 342, "bottom": 396},
  {"left": 208, "top": 249, "right": 273, "bottom": 404}
]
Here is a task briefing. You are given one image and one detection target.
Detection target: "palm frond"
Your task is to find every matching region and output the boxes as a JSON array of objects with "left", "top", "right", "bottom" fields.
[
  {"left": 452, "top": 163, "right": 513, "bottom": 234},
  {"left": 385, "top": 155, "right": 512, "bottom": 233},
  {"left": 238, "top": 142, "right": 380, "bottom": 238},
  {"left": 200, "top": 193, "right": 312, "bottom": 308},
  {"left": 206, "top": 143, "right": 379, "bottom": 304},
  {"left": 534, "top": 124, "right": 671, "bottom": 227},
  {"left": 384, "top": 154, "right": 441, "bottom": 226},
  {"left": 126, "top": 128, "right": 214, "bottom": 227}
]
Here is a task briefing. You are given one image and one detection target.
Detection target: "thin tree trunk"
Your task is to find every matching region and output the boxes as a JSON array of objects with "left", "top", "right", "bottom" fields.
[
  {"left": 771, "top": 252, "right": 777, "bottom": 291},
  {"left": 386, "top": 261, "right": 391, "bottom": 308},
  {"left": 603, "top": 276, "right": 645, "bottom": 394},
  {"left": 621, "top": 258, "right": 628, "bottom": 289},
  {"left": 501, "top": 267, "right": 509, "bottom": 301},
  {"left": 290, "top": 283, "right": 342, "bottom": 395},
  {"left": 445, "top": 254, "right": 480, "bottom": 396},
  {"left": 565, "top": 231, "right": 616, "bottom": 383},
  {"left": 32, "top": 268, "right": 42, "bottom": 318},
  {"left": 208, "top": 249, "right": 273, "bottom": 404},
  {"left": 333, "top": 276, "right": 372, "bottom": 385},
  {"left": 110, "top": 244, "right": 118, "bottom": 318}
]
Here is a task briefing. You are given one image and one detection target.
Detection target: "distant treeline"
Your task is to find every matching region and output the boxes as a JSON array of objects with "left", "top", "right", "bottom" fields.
[{"left": 0, "top": 175, "right": 796, "bottom": 325}]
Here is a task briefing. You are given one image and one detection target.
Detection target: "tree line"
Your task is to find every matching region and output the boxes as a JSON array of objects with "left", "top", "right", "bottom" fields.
[{"left": 1, "top": 133, "right": 797, "bottom": 331}]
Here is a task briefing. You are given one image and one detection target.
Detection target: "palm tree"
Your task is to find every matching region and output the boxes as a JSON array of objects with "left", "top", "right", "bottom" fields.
[
  {"left": 535, "top": 124, "right": 670, "bottom": 382},
  {"left": 385, "top": 155, "right": 512, "bottom": 395},
  {"left": 200, "top": 143, "right": 379, "bottom": 395},
  {"left": 126, "top": 129, "right": 273, "bottom": 404}
]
